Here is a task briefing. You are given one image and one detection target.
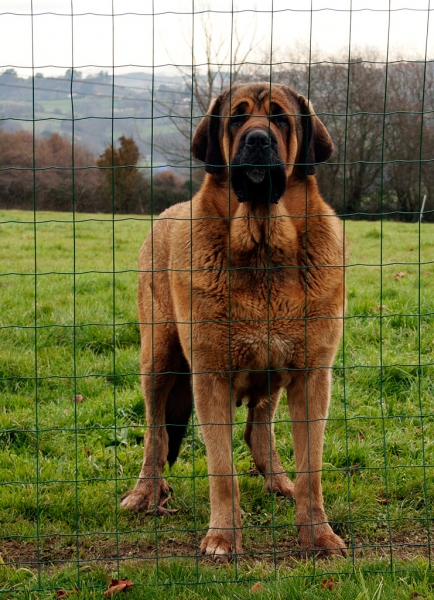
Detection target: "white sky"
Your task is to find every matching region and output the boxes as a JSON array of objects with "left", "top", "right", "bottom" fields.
[{"left": 0, "top": 0, "right": 432, "bottom": 78}]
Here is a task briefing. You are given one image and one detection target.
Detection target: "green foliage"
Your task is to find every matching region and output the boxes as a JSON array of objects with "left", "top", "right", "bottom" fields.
[{"left": 97, "top": 135, "right": 145, "bottom": 214}]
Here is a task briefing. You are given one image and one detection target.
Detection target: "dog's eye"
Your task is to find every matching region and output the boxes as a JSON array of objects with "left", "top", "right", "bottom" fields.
[
  {"left": 230, "top": 114, "right": 246, "bottom": 127},
  {"left": 270, "top": 113, "right": 288, "bottom": 128},
  {"left": 269, "top": 103, "right": 288, "bottom": 128}
]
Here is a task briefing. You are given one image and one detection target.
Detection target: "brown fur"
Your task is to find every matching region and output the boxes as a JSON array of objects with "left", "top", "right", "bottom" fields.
[{"left": 121, "top": 83, "right": 347, "bottom": 561}]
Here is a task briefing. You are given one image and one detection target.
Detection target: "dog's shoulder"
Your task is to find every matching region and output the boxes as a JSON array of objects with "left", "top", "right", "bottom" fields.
[{"left": 139, "top": 200, "right": 191, "bottom": 270}]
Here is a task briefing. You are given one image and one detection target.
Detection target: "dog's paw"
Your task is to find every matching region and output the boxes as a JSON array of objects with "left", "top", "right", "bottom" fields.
[
  {"left": 120, "top": 489, "right": 152, "bottom": 511},
  {"left": 266, "top": 473, "right": 295, "bottom": 499},
  {"left": 120, "top": 479, "right": 172, "bottom": 511},
  {"left": 200, "top": 531, "right": 242, "bottom": 564},
  {"left": 298, "top": 526, "right": 347, "bottom": 559}
]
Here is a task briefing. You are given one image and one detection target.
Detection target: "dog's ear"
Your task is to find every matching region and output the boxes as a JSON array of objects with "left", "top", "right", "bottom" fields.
[
  {"left": 291, "top": 91, "right": 334, "bottom": 176},
  {"left": 192, "top": 93, "right": 227, "bottom": 173}
]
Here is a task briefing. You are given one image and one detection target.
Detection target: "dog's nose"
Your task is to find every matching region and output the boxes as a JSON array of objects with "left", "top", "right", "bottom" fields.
[{"left": 244, "top": 130, "right": 270, "bottom": 149}]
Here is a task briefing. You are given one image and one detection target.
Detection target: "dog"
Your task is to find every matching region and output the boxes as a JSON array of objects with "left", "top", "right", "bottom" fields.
[{"left": 121, "top": 82, "right": 347, "bottom": 561}]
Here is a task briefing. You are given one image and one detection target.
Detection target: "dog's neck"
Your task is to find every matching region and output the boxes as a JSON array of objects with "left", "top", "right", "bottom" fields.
[
  {"left": 228, "top": 197, "right": 298, "bottom": 263},
  {"left": 196, "top": 173, "right": 321, "bottom": 267}
]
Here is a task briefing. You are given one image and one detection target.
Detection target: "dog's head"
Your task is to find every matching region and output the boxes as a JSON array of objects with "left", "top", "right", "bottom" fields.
[{"left": 192, "top": 83, "right": 333, "bottom": 204}]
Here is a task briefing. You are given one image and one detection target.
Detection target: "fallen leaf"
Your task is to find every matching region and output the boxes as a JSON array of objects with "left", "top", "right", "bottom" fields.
[
  {"left": 143, "top": 494, "right": 179, "bottom": 517},
  {"left": 394, "top": 272, "right": 406, "bottom": 280},
  {"left": 410, "top": 592, "right": 427, "bottom": 598},
  {"left": 56, "top": 588, "right": 79, "bottom": 599},
  {"left": 358, "top": 433, "right": 365, "bottom": 440},
  {"left": 375, "top": 497, "right": 389, "bottom": 504},
  {"left": 250, "top": 582, "right": 264, "bottom": 593},
  {"left": 376, "top": 305, "right": 388, "bottom": 312},
  {"left": 83, "top": 446, "right": 92, "bottom": 457},
  {"left": 103, "top": 579, "right": 133, "bottom": 597},
  {"left": 408, "top": 248, "right": 414, "bottom": 252},
  {"left": 422, "top": 271, "right": 431, "bottom": 275},
  {"left": 321, "top": 578, "right": 340, "bottom": 589},
  {"left": 72, "top": 394, "right": 84, "bottom": 403},
  {"left": 145, "top": 506, "right": 179, "bottom": 517},
  {"left": 346, "top": 464, "right": 360, "bottom": 476}
]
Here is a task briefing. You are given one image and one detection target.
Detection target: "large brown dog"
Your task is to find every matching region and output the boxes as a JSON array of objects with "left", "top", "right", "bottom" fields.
[{"left": 121, "top": 83, "right": 346, "bottom": 561}]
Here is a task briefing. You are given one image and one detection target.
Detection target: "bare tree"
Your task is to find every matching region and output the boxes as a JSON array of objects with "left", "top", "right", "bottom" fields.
[
  {"left": 152, "top": 10, "right": 263, "bottom": 167},
  {"left": 384, "top": 60, "right": 434, "bottom": 219}
]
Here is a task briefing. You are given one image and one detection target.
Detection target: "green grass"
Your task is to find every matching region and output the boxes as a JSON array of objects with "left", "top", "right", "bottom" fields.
[{"left": 0, "top": 211, "right": 433, "bottom": 598}]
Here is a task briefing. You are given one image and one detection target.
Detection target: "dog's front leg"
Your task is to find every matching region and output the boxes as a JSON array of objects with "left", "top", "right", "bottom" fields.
[
  {"left": 287, "top": 368, "right": 347, "bottom": 557},
  {"left": 193, "top": 373, "right": 242, "bottom": 563}
]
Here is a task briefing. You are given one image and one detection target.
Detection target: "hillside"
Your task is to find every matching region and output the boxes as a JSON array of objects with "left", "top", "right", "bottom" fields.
[{"left": 0, "top": 69, "right": 188, "bottom": 163}]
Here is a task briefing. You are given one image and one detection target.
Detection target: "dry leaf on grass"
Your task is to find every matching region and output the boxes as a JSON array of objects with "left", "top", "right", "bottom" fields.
[
  {"left": 56, "top": 588, "right": 79, "bottom": 599},
  {"left": 103, "top": 579, "right": 134, "bottom": 597},
  {"left": 145, "top": 506, "right": 179, "bottom": 517},
  {"left": 346, "top": 464, "right": 360, "bottom": 476},
  {"left": 375, "top": 497, "right": 389, "bottom": 504},
  {"left": 72, "top": 394, "right": 84, "bottom": 403},
  {"left": 144, "top": 495, "right": 179, "bottom": 517},
  {"left": 394, "top": 272, "right": 406, "bottom": 280},
  {"left": 249, "top": 582, "right": 264, "bottom": 593},
  {"left": 321, "top": 578, "right": 340, "bottom": 590}
]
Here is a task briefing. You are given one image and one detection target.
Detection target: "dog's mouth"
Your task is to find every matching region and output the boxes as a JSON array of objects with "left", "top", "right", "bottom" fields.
[
  {"left": 245, "top": 166, "right": 267, "bottom": 184},
  {"left": 230, "top": 129, "right": 286, "bottom": 204}
]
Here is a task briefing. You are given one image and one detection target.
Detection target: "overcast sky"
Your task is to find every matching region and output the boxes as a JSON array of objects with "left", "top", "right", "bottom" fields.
[{"left": 0, "top": 0, "right": 432, "bottom": 79}]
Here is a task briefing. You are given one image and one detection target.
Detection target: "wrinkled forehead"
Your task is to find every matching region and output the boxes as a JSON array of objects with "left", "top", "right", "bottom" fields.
[{"left": 220, "top": 83, "right": 300, "bottom": 115}]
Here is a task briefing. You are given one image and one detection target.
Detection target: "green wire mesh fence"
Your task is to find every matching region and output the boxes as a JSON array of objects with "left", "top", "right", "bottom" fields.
[{"left": 1, "top": 2, "right": 434, "bottom": 597}]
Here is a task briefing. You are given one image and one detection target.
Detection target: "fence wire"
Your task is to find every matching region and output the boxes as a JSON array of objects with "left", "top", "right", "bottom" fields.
[{"left": 1, "top": 2, "right": 434, "bottom": 597}]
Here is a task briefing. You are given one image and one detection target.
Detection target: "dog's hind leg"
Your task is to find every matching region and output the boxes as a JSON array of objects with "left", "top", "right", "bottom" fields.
[
  {"left": 244, "top": 391, "right": 295, "bottom": 498},
  {"left": 121, "top": 330, "right": 191, "bottom": 512}
]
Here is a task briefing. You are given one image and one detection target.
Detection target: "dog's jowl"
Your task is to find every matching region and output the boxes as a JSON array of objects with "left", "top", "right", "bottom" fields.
[{"left": 121, "top": 83, "right": 347, "bottom": 561}]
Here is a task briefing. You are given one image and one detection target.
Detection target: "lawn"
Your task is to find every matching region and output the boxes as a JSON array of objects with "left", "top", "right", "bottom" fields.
[{"left": 0, "top": 210, "right": 433, "bottom": 598}]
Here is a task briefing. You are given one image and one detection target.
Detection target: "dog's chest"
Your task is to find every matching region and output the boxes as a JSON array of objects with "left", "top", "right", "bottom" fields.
[{"left": 191, "top": 257, "right": 305, "bottom": 370}]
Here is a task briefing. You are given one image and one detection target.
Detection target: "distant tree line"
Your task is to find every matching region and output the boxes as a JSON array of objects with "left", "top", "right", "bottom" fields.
[
  {"left": 271, "top": 57, "right": 434, "bottom": 221},
  {"left": 0, "top": 130, "right": 194, "bottom": 214},
  {"left": 155, "top": 50, "right": 434, "bottom": 222},
  {"left": 0, "top": 55, "right": 433, "bottom": 219}
]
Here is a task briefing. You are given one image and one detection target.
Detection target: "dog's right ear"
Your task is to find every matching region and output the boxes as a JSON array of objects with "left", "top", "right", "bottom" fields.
[{"left": 192, "top": 94, "right": 226, "bottom": 174}]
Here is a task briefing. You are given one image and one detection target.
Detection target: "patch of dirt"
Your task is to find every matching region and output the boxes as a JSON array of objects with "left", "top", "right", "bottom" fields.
[{"left": 1, "top": 528, "right": 431, "bottom": 575}]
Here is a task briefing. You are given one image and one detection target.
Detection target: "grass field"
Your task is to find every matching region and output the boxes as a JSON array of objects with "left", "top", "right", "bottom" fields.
[{"left": 1, "top": 209, "right": 434, "bottom": 599}]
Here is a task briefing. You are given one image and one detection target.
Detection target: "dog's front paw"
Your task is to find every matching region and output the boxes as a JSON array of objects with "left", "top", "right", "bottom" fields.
[
  {"left": 298, "top": 524, "right": 347, "bottom": 558},
  {"left": 120, "top": 479, "right": 172, "bottom": 511},
  {"left": 200, "top": 530, "right": 242, "bottom": 564},
  {"left": 266, "top": 473, "right": 295, "bottom": 499}
]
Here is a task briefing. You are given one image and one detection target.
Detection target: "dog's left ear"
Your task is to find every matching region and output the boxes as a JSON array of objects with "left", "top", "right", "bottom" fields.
[
  {"left": 290, "top": 90, "right": 334, "bottom": 175},
  {"left": 192, "top": 93, "right": 227, "bottom": 174}
]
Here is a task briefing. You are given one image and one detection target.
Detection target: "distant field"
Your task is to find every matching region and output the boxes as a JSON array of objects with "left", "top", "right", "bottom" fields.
[
  {"left": 1, "top": 210, "right": 434, "bottom": 599},
  {"left": 0, "top": 96, "right": 179, "bottom": 155}
]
